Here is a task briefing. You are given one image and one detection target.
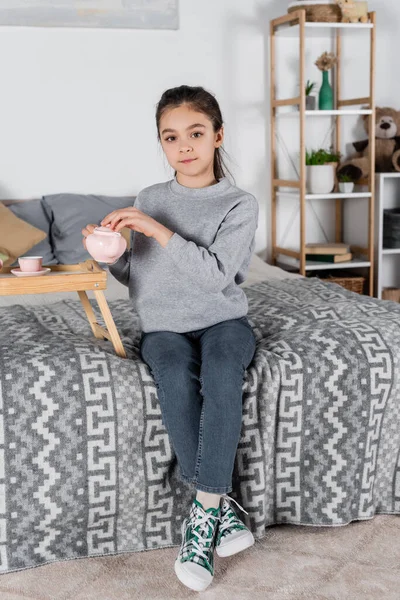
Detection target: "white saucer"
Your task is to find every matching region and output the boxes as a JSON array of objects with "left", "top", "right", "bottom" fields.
[{"left": 11, "top": 267, "right": 51, "bottom": 277}]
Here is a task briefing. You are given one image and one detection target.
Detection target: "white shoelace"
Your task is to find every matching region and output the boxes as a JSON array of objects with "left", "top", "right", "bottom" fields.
[
  {"left": 221, "top": 493, "right": 249, "bottom": 515},
  {"left": 218, "top": 494, "right": 248, "bottom": 535},
  {"left": 185, "top": 508, "right": 219, "bottom": 562}
]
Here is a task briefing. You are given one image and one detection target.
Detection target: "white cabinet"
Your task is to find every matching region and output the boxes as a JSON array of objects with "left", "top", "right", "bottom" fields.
[{"left": 375, "top": 173, "right": 400, "bottom": 299}]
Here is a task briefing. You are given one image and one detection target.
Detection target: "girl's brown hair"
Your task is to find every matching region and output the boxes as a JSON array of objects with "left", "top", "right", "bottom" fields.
[{"left": 155, "top": 85, "right": 234, "bottom": 182}]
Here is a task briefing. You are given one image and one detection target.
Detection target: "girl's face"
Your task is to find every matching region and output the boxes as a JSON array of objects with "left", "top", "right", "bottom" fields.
[{"left": 159, "top": 104, "right": 224, "bottom": 181}]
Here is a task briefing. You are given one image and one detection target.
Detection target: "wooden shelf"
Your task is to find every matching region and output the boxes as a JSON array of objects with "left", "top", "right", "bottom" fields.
[
  {"left": 275, "top": 20, "right": 373, "bottom": 38},
  {"left": 278, "top": 257, "right": 371, "bottom": 271},
  {"left": 376, "top": 172, "right": 400, "bottom": 179},
  {"left": 276, "top": 190, "right": 372, "bottom": 200},
  {"left": 303, "top": 22, "right": 373, "bottom": 30},
  {"left": 382, "top": 248, "right": 400, "bottom": 255},
  {"left": 275, "top": 109, "right": 373, "bottom": 116}
]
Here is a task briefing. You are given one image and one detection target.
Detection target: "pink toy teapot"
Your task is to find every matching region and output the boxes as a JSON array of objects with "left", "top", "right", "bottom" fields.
[{"left": 85, "top": 226, "right": 127, "bottom": 264}]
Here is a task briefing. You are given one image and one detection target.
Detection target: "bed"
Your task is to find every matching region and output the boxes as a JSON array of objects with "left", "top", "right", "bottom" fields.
[{"left": 0, "top": 195, "right": 399, "bottom": 575}]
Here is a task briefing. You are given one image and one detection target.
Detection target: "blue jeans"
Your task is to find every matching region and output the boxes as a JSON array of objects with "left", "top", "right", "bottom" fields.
[{"left": 139, "top": 316, "right": 257, "bottom": 494}]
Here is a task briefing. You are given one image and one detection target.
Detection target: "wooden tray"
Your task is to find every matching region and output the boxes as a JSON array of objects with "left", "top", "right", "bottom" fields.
[
  {"left": 0, "top": 259, "right": 106, "bottom": 294},
  {"left": 0, "top": 260, "right": 126, "bottom": 358}
]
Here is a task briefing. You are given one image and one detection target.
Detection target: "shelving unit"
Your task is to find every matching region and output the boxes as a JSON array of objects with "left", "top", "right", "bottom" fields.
[
  {"left": 270, "top": 11, "right": 376, "bottom": 296},
  {"left": 374, "top": 173, "right": 400, "bottom": 299}
]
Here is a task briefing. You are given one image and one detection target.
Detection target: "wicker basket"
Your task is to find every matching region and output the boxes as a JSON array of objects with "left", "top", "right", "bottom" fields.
[
  {"left": 320, "top": 274, "right": 366, "bottom": 294},
  {"left": 382, "top": 287, "right": 400, "bottom": 302},
  {"left": 288, "top": 1, "right": 342, "bottom": 23}
]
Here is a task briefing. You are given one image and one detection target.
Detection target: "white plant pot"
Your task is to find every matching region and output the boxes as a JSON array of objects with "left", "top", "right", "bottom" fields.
[
  {"left": 306, "top": 164, "right": 336, "bottom": 195},
  {"left": 338, "top": 182, "right": 354, "bottom": 193}
]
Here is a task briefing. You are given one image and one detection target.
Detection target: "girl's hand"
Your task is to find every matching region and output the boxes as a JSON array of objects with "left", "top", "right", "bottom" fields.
[
  {"left": 100, "top": 208, "right": 162, "bottom": 239},
  {"left": 81, "top": 223, "right": 97, "bottom": 249}
]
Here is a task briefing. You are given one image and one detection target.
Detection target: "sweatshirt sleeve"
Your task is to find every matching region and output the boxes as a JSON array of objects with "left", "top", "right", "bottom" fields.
[
  {"left": 108, "top": 248, "right": 131, "bottom": 287},
  {"left": 163, "top": 195, "right": 259, "bottom": 293}
]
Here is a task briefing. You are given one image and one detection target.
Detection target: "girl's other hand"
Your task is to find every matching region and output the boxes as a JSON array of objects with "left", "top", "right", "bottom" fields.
[
  {"left": 101, "top": 207, "right": 163, "bottom": 239},
  {"left": 81, "top": 223, "right": 97, "bottom": 249}
]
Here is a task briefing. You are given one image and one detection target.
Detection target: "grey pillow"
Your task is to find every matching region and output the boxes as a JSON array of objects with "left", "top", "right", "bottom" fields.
[
  {"left": 9, "top": 199, "right": 58, "bottom": 265},
  {"left": 42, "top": 193, "right": 136, "bottom": 264}
]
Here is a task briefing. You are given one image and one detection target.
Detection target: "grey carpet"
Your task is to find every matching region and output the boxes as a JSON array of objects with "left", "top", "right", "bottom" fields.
[{"left": 0, "top": 514, "right": 398, "bottom": 599}]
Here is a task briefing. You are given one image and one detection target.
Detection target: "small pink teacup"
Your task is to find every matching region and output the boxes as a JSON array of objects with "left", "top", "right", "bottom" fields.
[{"left": 18, "top": 256, "right": 43, "bottom": 272}]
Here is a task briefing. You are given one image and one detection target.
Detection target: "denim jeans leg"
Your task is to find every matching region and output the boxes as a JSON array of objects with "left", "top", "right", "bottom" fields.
[
  {"left": 194, "top": 318, "right": 257, "bottom": 494},
  {"left": 140, "top": 331, "right": 202, "bottom": 484}
]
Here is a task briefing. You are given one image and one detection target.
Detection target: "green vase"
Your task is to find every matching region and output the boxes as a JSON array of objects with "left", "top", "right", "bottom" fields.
[{"left": 319, "top": 70, "right": 333, "bottom": 110}]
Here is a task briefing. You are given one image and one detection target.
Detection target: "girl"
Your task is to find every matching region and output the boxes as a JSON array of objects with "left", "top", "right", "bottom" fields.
[{"left": 82, "top": 85, "right": 258, "bottom": 592}]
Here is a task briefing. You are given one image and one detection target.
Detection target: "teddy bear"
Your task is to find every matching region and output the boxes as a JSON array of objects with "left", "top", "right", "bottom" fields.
[
  {"left": 335, "top": 0, "right": 369, "bottom": 23},
  {"left": 336, "top": 107, "right": 400, "bottom": 181}
]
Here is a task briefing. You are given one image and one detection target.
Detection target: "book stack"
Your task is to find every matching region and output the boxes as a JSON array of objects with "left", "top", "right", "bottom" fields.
[{"left": 305, "top": 243, "right": 352, "bottom": 263}]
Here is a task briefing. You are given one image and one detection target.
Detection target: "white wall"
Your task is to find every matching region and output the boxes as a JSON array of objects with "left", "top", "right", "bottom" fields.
[{"left": 0, "top": 0, "right": 392, "bottom": 261}]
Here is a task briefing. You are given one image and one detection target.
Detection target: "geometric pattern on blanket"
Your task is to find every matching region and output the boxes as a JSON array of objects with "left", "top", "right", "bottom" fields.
[{"left": 0, "top": 277, "right": 399, "bottom": 574}]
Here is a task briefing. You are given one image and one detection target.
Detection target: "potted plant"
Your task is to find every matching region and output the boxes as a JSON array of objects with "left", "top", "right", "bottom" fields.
[
  {"left": 306, "top": 148, "right": 341, "bottom": 194},
  {"left": 338, "top": 173, "right": 355, "bottom": 193},
  {"left": 305, "top": 80, "right": 316, "bottom": 110},
  {"left": 315, "top": 51, "right": 337, "bottom": 110}
]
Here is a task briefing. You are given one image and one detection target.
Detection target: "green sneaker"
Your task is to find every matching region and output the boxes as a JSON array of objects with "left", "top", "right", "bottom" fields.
[
  {"left": 215, "top": 494, "right": 255, "bottom": 557},
  {"left": 174, "top": 498, "right": 221, "bottom": 592}
]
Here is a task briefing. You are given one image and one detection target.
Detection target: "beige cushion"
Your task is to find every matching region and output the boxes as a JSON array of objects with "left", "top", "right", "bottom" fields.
[{"left": 0, "top": 202, "right": 47, "bottom": 266}]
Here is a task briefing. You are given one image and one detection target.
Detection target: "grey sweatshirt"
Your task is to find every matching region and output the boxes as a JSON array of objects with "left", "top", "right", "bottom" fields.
[{"left": 109, "top": 176, "right": 259, "bottom": 333}]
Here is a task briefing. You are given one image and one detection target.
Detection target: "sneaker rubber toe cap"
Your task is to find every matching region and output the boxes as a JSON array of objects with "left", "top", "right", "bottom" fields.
[
  {"left": 216, "top": 529, "right": 254, "bottom": 557},
  {"left": 174, "top": 559, "right": 213, "bottom": 592}
]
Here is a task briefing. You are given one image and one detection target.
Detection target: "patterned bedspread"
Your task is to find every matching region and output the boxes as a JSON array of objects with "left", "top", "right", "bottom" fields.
[{"left": 0, "top": 277, "right": 399, "bottom": 574}]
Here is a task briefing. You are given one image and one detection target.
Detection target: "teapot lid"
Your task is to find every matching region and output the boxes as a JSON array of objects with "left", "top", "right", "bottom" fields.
[{"left": 94, "top": 226, "right": 121, "bottom": 237}]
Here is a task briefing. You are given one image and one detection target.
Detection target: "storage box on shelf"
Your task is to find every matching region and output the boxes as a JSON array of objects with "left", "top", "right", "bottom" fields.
[
  {"left": 310, "top": 271, "right": 366, "bottom": 294},
  {"left": 270, "top": 9, "right": 376, "bottom": 296},
  {"left": 288, "top": 1, "right": 342, "bottom": 23}
]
